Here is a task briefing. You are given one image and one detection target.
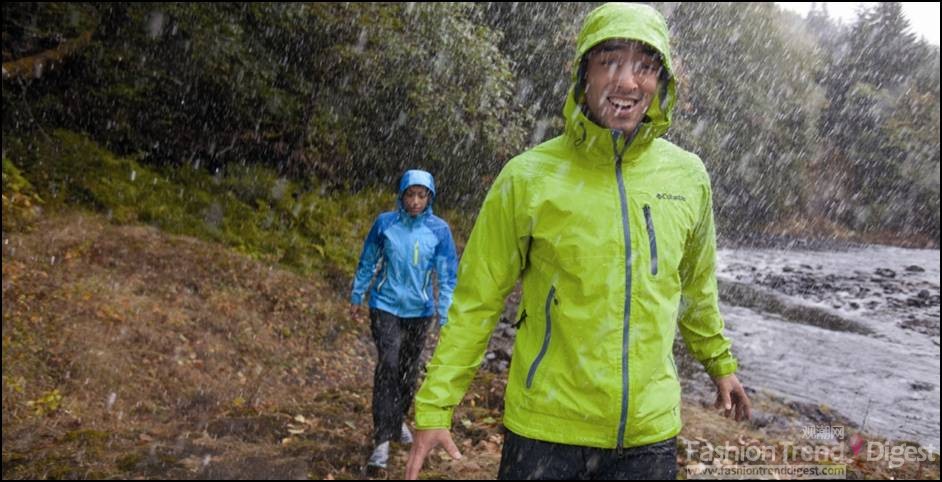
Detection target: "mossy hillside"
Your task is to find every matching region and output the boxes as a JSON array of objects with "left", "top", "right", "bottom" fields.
[{"left": 3, "top": 129, "right": 474, "bottom": 280}]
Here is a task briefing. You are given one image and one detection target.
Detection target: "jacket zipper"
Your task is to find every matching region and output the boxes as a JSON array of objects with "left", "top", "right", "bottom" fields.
[
  {"left": 643, "top": 204, "right": 658, "bottom": 276},
  {"left": 421, "top": 270, "right": 431, "bottom": 302},
  {"left": 613, "top": 129, "right": 635, "bottom": 451},
  {"left": 526, "top": 286, "right": 556, "bottom": 389},
  {"left": 413, "top": 238, "right": 427, "bottom": 301}
]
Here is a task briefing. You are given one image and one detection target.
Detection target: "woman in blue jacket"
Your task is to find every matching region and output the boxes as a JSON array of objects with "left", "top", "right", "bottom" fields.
[{"left": 350, "top": 169, "right": 458, "bottom": 469}]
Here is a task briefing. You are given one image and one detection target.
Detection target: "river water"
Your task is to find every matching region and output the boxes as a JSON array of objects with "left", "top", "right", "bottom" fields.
[{"left": 716, "top": 245, "right": 940, "bottom": 449}]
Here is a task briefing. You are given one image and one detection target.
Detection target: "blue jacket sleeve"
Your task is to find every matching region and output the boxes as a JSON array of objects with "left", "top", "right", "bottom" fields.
[
  {"left": 434, "top": 224, "right": 458, "bottom": 325},
  {"left": 351, "top": 216, "right": 385, "bottom": 305}
]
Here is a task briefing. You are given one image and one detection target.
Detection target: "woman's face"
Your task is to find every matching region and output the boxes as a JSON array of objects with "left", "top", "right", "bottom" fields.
[{"left": 403, "top": 185, "right": 430, "bottom": 216}]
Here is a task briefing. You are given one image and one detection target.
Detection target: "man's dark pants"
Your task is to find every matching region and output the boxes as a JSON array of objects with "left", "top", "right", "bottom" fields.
[{"left": 498, "top": 429, "right": 677, "bottom": 480}]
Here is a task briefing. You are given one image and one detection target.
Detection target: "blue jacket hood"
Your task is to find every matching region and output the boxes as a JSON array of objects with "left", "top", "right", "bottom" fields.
[
  {"left": 399, "top": 170, "right": 436, "bottom": 198},
  {"left": 398, "top": 169, "right": 436, "bottom": 216}
]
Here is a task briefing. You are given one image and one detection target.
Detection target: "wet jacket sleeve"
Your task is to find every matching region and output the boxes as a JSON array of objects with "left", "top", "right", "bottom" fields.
[
  {"left": 414, "top": 166, "right": 531, "bottom": 429},
  {"left": 677, "top": 180, "right": 738, "bottom": 379},
  {"left": 433, "top": 225, "right": 458, "bottom": 325},
  {"left": 350, "top": 216, "right": 384, "bottom": 305}
]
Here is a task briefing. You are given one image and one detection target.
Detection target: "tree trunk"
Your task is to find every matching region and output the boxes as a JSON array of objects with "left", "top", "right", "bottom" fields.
[{"left": 2, "top": 30, "right": 93, "bottom": 81}]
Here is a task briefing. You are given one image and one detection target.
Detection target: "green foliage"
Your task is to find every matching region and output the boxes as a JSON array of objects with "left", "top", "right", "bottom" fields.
[
  {"left": 474, "top": 3, "right": 597, "bottom": 146},
  {"left": 3, "top": 3, "right": 527, "bottom": 207},
  {"left": 2, "top": 2, "right": 939, "bottom": 244},
  {"left": 26, "top": 388, "right": 62, "bottom": 416},
  {"left": 814, "top": 2, "right": 940, "bottom": 240},
  {"left": 2, "top": 155, "right": 44, "bottom": 231},
  {"left": 665, "top": 3, "right": 821, "bottom": 233},
  {"left": 296, "top": 3, "right": 528, "bottom": 201},
  {"left": 1, "top": 3, "right": 98, "bottom": 56},
  {"left": 6, "top": 130, "right": 396, "bottom": 276}
]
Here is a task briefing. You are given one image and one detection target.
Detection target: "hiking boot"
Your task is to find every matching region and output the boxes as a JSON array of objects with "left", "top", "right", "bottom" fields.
[
  {"left": 367, "top": 441, "right": 389, "bottom": 469},
  {"left": 400, "top": 422, "right": 413, "bottom": 445}
]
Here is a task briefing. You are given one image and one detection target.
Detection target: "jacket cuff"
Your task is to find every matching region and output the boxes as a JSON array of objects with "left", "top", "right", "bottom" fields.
[
  {"left": 705, "top": 355, "right": 738, "bottom": 379},
  {"left": 350, "top": 293, "right": 363, "bottom": 305},
  {"left": 414, "top": 405, "right": 454, "bottom": 430}
]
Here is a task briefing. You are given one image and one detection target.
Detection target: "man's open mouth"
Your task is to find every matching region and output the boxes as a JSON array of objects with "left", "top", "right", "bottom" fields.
[{"left": 607, "top": 96, "right": 639, "bottom": 115}]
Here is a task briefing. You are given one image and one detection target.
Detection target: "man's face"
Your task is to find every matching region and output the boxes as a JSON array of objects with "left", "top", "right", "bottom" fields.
[
  {"left": 403, "top": 185, "right": 430, "bottom": 216},
  {"left": 583, "top": 40, "right": 662, "bottom": 133}
]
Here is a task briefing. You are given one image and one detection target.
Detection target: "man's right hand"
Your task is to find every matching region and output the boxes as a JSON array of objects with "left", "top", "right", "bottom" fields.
[{"left": 405, "top": 428, "right": 462, "bottom": 480}]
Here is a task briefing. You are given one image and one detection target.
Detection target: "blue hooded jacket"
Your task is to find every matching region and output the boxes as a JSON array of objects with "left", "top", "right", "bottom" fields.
[{"left": 351, "top": 170, "right": 458, "bottom": 325}]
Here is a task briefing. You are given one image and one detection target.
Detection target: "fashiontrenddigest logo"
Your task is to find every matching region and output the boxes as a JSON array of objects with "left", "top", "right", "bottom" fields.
[{"left": 681, "top": 425, "right": 936, "bottom": 477}]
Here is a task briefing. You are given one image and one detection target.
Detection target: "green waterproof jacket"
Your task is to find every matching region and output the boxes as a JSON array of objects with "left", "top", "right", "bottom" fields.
[{"left": 415, "top": 3, "right": 738, "bottom": 449}]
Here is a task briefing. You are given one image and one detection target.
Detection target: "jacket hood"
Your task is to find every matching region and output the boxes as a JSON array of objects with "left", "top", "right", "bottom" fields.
[
  {"left": 397, "top": 169, "right": 436, "bottom": 216},
  {"left": 564, "top": 2, "right": 677, "bottom": 164}
]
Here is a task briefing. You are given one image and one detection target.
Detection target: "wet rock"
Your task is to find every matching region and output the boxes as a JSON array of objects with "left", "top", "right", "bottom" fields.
[
  {"left": 910, "top": 381, "right": 935, "bottom": 392},
  {"left": 748, "top": 411, "right": 774, "bottom": 429},
  {"left": 898, "top": 318, "right": 941, "bottom": 337},
  {"left": 785, "top": 400, "right": 857, "bottom": 428},
  {"left": 874, "top": 268, "right": 896, "bottom": 278},
  {"left": 881, "top": 283, "right": 901, "bottom": 294},
  {"left": 719, "top": 281, "right": 874, "bottom": 335},
  {"left": 905, "top": 265, "right": 926, "bottom": 273}
]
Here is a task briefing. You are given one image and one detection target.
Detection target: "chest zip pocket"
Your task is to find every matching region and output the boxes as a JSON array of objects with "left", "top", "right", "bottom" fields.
[{"left": 643, "top": 204, "right": 658, "bottom": 276}]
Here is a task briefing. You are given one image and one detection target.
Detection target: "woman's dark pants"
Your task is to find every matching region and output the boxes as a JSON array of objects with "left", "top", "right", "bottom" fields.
[{"left": 369, "top": 308, "right": 432, "bottom": 445}]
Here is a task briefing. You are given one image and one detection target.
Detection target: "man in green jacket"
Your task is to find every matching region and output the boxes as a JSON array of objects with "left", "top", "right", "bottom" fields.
[{"left": 406, "top": 3, "right": 750, "bottom": 479}]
